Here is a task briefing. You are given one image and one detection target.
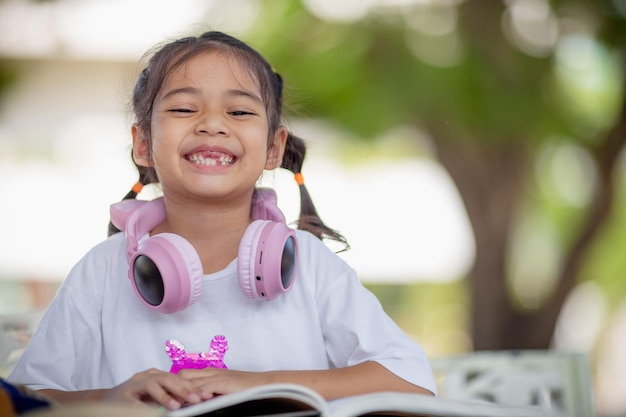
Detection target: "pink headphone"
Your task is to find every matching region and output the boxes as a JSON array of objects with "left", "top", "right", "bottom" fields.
[{"left": 110, "top": 189, "right": 298, "bottom": 314}]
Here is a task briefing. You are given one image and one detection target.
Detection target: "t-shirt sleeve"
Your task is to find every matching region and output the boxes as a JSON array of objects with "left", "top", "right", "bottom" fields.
[
  {"left": 8, "top": 288, "right": 100, "bottom": 390},
  {"left": 7, "top": 238, "right": 117, "bottom": 391},
  {"left": 307, "top": 234, "right": 437, "bottom": 395}
]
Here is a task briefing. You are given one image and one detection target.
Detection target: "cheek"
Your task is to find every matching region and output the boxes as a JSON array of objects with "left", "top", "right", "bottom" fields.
[
  {"left": 150, "top": 121, "right": 180, "bottom": 152},
  {"left": 147, "top": 137, "right": 175, "bottom": 173}
]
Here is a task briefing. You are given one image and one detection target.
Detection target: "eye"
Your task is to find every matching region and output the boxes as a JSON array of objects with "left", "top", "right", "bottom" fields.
[
  {"left": 230, "top": 110, "right": 255, "bottom": 117},
  {"left": 169, "top": 108, "right": 195, "bottom": 114}
]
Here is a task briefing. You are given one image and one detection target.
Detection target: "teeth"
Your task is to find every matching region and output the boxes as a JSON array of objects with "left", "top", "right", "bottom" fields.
[{"left": 187, "top": 153, "right": 235, "bottom": 166}]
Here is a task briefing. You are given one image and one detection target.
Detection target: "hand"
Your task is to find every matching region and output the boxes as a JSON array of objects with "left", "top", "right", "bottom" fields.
[
  {"left": 103, "top": 368, "right": 205, "bottom": 410},
  {"left": 177, "top": 368, "right": 269, "bottom": 398}
]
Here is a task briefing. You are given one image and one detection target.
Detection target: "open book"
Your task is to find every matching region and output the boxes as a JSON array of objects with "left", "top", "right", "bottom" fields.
[{"left": 167, "top": 383, "right": 550, "bottom": 417}]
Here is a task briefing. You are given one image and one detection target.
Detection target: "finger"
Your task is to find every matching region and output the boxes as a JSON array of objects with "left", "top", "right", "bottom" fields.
[
  {"left": 177, "top": 375, "right": 220, "bottom": 400},
  {"left": 141, "top": 380, "right": 183, "bottom": 410},
  {"left": 143, "top": 376, "right": 202, "bottom": 409},
  {"left": 152, "top": 371, "right": 203, "bottom": 398}
]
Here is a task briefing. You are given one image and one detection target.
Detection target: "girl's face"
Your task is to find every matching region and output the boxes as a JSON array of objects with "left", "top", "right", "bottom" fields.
[{"left": 132, "top": 51, "right": 286, "bottom": 204}]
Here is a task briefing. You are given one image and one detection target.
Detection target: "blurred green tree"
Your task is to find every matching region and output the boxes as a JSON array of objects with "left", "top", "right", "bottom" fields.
[{"left": 246, "top": 0, "right": 626, "bottom": 350}]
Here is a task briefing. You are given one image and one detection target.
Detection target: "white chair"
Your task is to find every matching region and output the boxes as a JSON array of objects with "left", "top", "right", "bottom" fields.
[{"left": 430, "top": 350, "right": 595, "bottom": 417}]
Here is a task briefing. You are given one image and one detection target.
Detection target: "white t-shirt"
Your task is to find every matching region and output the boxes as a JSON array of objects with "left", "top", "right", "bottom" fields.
[{"left": 9, "top": 230, "right": 436, "bottom": 394}]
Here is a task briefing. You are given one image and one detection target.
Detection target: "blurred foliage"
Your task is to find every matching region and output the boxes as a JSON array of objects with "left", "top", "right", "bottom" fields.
[
  {"left": 0, "top": 61, "right": 19, "bottom": 102},
  {"left": 583, "top": 188, "right": 626, "bottom": 305},
  {"left": 366, "top": 281, "right": 471, "bottom": 355},
  {"left": 0, "top": 0, "right": 623, "bottom": 353},
  {"left": 240, "top": 0, "right": 626, "bottom": 349},
  {"left": 247, "top": 1, "right": 583, "bottom": 144}
]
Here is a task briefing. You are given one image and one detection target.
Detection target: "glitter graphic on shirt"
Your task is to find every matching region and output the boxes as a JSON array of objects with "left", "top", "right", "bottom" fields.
[{"left": 165, "top": 335, "right": 228, "bottom": 373}]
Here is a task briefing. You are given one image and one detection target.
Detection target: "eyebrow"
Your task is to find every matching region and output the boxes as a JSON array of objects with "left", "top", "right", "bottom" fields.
[
  {"left": 161, "top": 86, "right": 263, "bottom": 105},
  {"left": 227, "top": 88, "right": 263, "bottom": 105}
]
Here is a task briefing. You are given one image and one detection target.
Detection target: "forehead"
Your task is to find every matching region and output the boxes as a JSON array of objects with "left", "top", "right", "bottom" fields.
[{"left": 161, "top": 50, "right": 261, "bottom": 93}]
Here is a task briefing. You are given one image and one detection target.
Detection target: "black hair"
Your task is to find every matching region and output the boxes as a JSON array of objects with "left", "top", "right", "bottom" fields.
[{"left": 108, "top": 31, "right": 348, "bottom": 250}]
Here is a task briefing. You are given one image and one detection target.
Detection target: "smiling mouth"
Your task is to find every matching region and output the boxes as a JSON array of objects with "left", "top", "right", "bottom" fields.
[{"left": 185, "top": 151, "right": 237, "bottom": 166}]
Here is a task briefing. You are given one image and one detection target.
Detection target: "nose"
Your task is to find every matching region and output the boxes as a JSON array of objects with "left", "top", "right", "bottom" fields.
[{"left": 196, "top": 111, "right": 228, "bottom": 136}]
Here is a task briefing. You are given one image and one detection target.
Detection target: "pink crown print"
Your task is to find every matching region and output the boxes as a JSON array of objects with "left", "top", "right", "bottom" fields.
[{"left": 165, "top": 335, "right": 228, "bottom": 374}]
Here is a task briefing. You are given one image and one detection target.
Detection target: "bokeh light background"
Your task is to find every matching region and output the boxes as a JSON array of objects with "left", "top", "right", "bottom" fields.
[{"left": 0, "top": 1, "right": 625, "bottom": 415}]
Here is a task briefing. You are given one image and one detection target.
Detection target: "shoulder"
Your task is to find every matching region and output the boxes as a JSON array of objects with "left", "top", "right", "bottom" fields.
[
  {"left": 61, "top": 232, "right": 127, "bottom": 292},
  {"left": 293, "top": 229, "right": 359, "bottom": 292},
  {"left": 294, "top": 230, "right": 351, "bottom": 269},
  {"left": 294, "top": 229, "right": 341, "bottom": 256},
  {"left": 70, "top": 232, "right": 126, "bottom": 271},
  {"left": 41, "top": 232, "right": 130, "bottom": 326}
]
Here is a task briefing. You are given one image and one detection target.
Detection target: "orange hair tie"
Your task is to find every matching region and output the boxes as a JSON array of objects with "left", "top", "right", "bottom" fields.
[
  {"left": 131, "top": 181, "right": 144, "bottom": 194},
  {"left": 294, "top": 173, "right": 305, "bottom": 186}
]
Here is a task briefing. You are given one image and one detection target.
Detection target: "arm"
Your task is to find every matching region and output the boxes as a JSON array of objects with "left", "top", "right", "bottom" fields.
[
  {"left": 267, "top": 361, "right": 435, "bottom": 398},
  {"left": 178, "top": 361, "right": 435, "bottom": 400},
  {"left": 37, "top": 361, "right": 432, "bottom": 410},
  {"left": 39, "top": 368, "right": 205, "bottom": 410}
]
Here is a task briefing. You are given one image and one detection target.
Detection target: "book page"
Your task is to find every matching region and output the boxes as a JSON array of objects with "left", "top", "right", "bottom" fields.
[
  {"left": 168, "top": 384, "right": 328, "bottom": 417},
  {"left": 328, "top": 392, "right": 549, "bottom": 417}
]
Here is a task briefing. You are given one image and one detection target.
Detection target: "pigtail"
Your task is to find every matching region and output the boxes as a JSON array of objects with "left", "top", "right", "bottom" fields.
[
  {"left": 281, "top": 133, "right": 350, "bottom": 252},
  {"left": 107, "top": 160, "right": 156, "bottom": 237},
  {"left": 116, "top": 31, "right": 348, "bottom": 251}
]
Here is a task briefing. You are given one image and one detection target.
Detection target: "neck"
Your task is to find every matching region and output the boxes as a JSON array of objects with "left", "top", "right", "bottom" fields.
[{"left": 155, "top": 193, "right": 254, "bottom": 274}]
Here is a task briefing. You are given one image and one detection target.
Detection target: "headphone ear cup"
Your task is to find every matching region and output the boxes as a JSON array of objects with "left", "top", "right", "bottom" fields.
[
  {"left": 130, "top": 233, "right": 204, "bottom": 314},
  {"left": 238, "top": 220, "right": 266, "bottom": 299},
  {"left": 238, "top": 220, "right": 298, "bottom": 300}
]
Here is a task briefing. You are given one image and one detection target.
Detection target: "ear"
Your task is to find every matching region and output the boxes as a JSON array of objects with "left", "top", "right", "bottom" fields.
[
  {"left": 132, "top": 124, "right": 153, "bottom": 167},
  {"left": 265, "top": 126, "right": 288, "bottom": 170}
]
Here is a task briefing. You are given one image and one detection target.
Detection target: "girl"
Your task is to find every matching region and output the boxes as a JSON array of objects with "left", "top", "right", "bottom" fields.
[{"left": 8, "top": 31, "right": 436, "bottom": 410}]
